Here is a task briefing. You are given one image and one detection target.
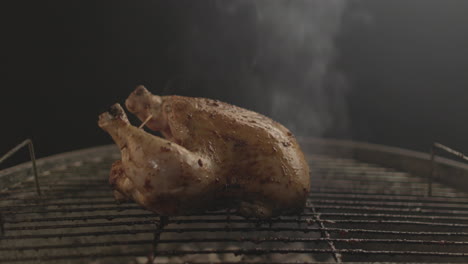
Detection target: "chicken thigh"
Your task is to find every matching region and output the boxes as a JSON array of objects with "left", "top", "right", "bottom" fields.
[
  {"left": 99, "top": 86, "right": 310, "bottom": 218},
  {"left": 99, "top": 104, "right": 218, "bottom": 215}
]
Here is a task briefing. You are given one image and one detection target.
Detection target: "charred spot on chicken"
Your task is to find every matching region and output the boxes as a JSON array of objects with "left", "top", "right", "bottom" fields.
[{"left": 98, "top": 86, "right": 310, "bottom": 218}]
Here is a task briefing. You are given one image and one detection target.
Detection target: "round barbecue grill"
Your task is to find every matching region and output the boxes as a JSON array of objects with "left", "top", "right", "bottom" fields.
[{"left": 2, "top": 138, "right": 468, "bottom": 263}]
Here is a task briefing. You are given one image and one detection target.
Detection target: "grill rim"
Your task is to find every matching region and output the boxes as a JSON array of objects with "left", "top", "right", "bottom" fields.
[
  {"left": 3, "top": 137, "right": 468, "bottom": 185},
  {"left": 4, "top": 137, "right": 468, "bottom": 192}
]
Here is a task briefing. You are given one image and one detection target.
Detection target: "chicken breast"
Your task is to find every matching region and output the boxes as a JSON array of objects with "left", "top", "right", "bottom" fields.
[{"left": 99, "top": 86, "right": 310, "bottom": 218}]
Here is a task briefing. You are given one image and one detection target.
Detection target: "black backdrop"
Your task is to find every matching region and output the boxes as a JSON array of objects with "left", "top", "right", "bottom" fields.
[{"left": 2, "top": 0, "right": 468, "bottom": 168}]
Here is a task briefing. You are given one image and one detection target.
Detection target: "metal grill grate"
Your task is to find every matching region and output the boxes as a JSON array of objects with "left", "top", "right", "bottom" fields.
[{"left": 2, "top": 141, "right": 468, "bottom": 263}]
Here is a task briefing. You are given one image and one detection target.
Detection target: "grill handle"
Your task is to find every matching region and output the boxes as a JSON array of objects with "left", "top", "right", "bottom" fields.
[
  {"left": 0, "top": 139, "right": 41, "bottom": 196},
  {"left": 429, "top": 142, "right": 468, "bottom": 196}
]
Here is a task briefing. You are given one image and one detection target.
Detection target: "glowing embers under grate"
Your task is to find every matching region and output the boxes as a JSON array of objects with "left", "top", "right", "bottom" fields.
[{"left": 2, "top": 150, "right": 468, "bottom": 263}]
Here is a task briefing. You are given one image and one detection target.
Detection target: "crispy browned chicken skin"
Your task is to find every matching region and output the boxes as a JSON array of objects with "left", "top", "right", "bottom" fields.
[{"left": 98, "top": 86, "right": 310, "bottom": 218}]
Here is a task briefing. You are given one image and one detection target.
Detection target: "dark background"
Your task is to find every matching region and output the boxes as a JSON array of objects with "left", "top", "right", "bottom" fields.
[{"left": 1, "top": 0, "right": 468, "bottom": 168}]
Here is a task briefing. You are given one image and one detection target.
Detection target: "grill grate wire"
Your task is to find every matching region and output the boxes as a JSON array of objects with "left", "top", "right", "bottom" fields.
[{"left": 1, "top": 146, "right": 468, "bottom": 263}]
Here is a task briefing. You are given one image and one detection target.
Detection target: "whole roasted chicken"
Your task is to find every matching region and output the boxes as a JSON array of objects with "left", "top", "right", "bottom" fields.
[{"left": 98, "top": 86, "right": 310, "bottom": 218}]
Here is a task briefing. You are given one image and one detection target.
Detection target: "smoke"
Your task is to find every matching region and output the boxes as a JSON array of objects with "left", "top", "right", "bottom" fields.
[
  {"left": 250, "top": 0, "right": 350, "bottom": 137},
  {"left": 179, "top": 0, "right": 350, "bottom": 138}
]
